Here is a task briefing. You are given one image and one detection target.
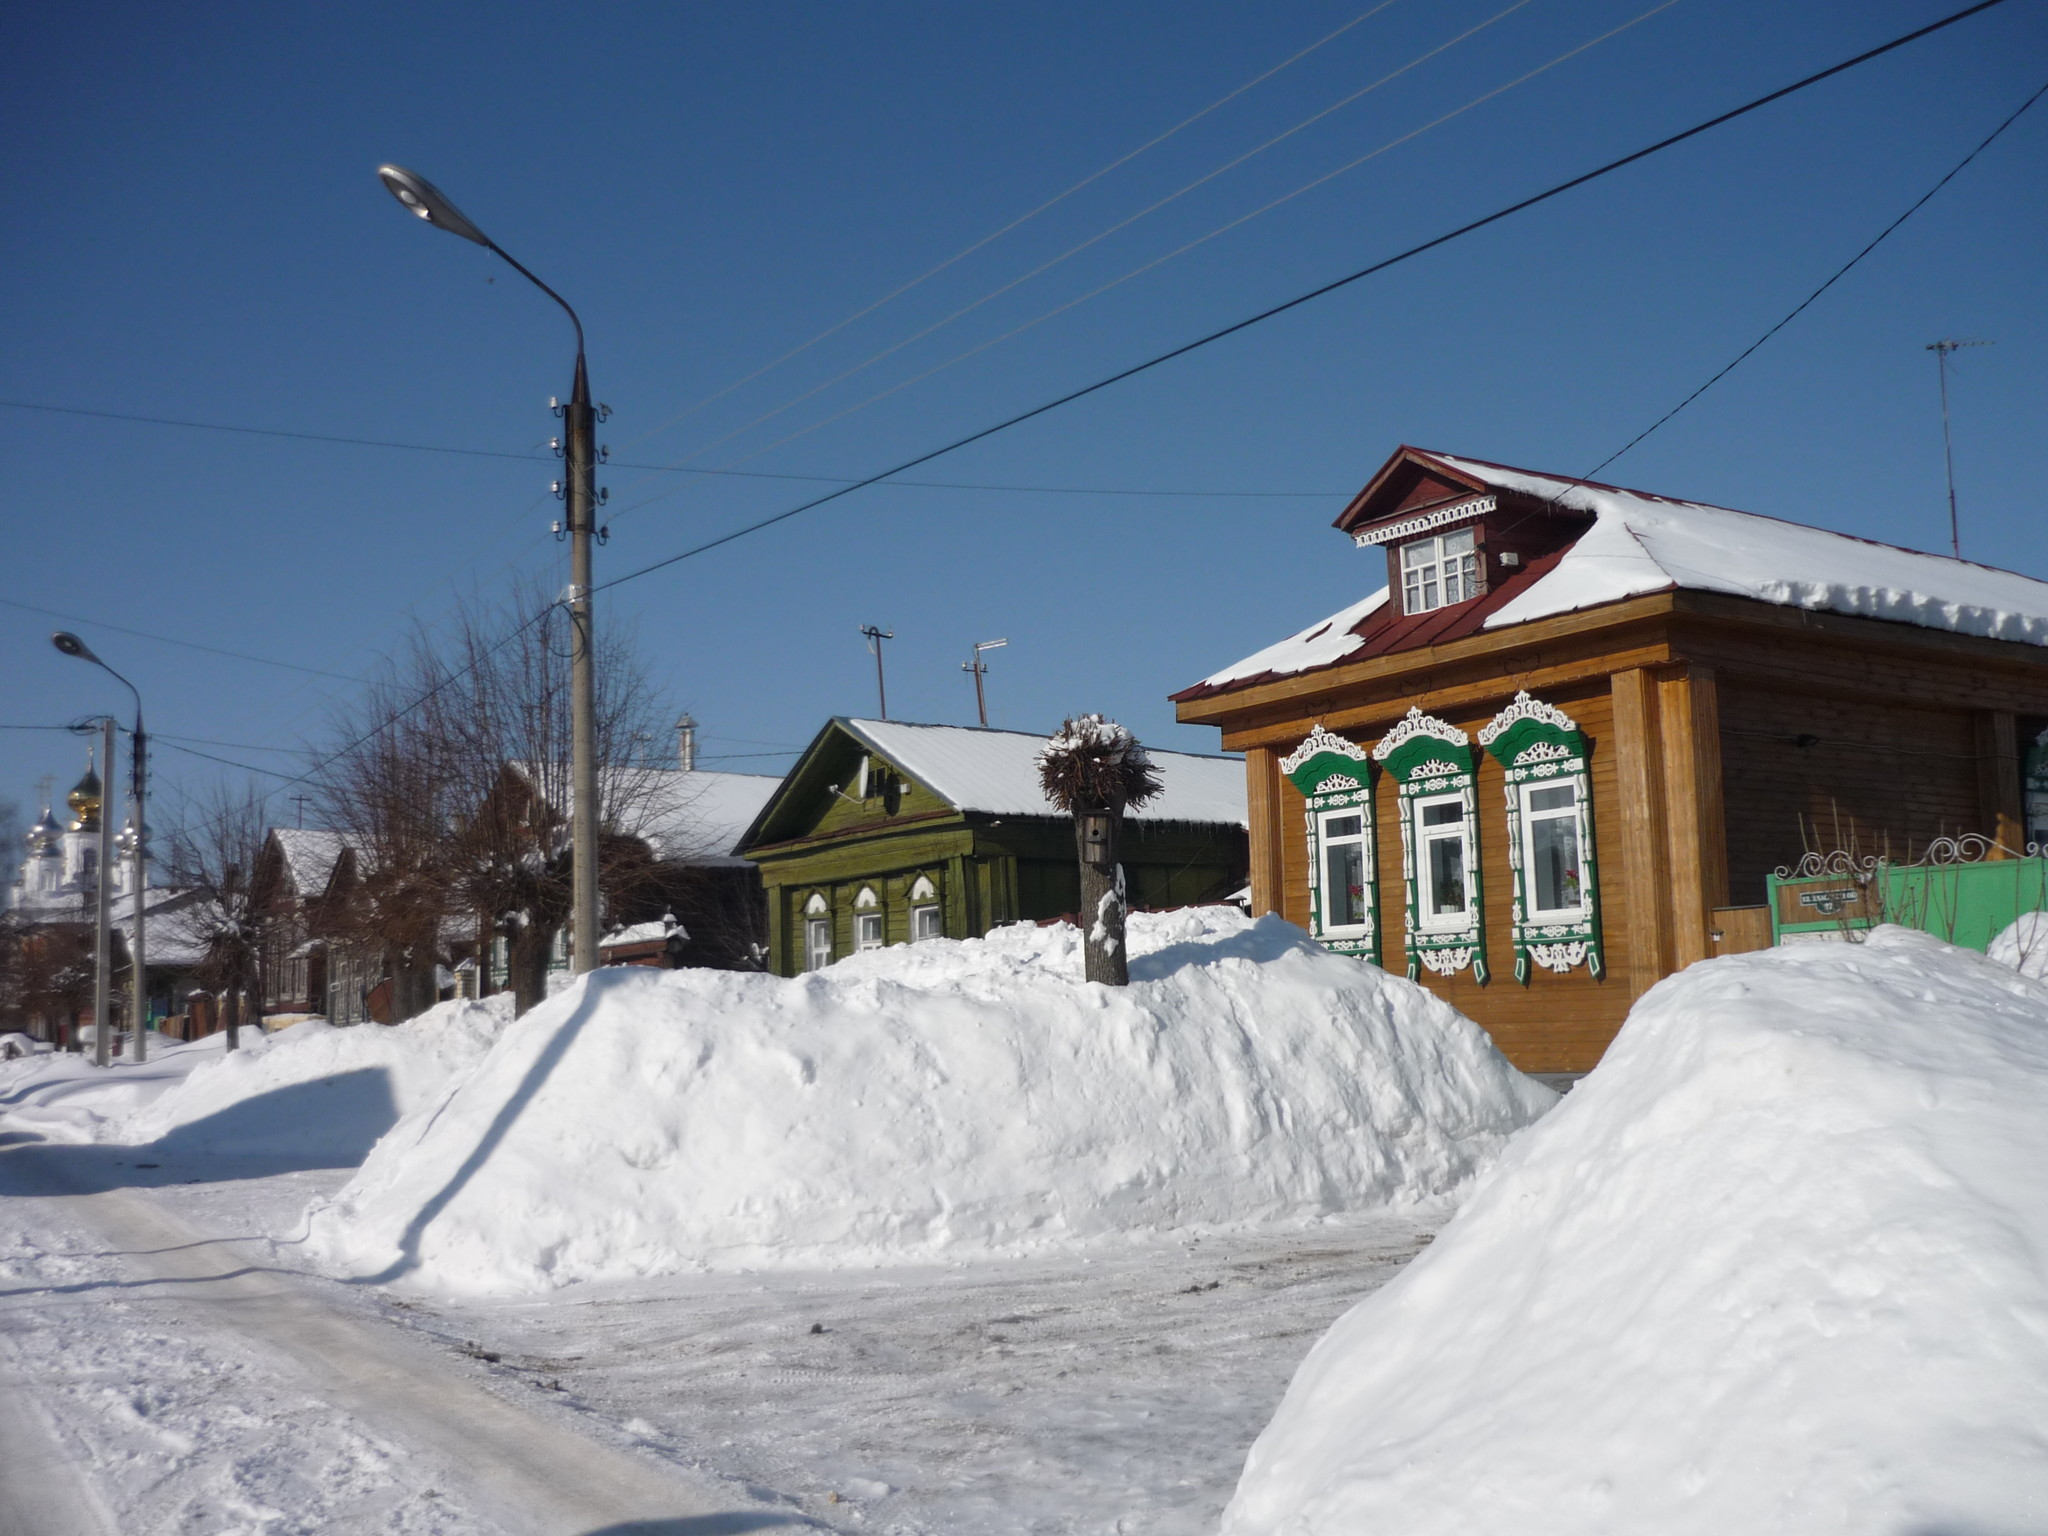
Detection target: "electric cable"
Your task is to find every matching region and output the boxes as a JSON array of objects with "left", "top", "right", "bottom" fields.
[
  {"left": 592, "top": 0, "right": 2014, "bottom": 599},
  {"left": 630, "top": 0, "right": 1541, "bottom": 484},
  {"left": 615, "top": 0, "right": 1407, "bottom": 451},
  {"left": 626, "top": 0, "right": 1675, "bottom": 506}
]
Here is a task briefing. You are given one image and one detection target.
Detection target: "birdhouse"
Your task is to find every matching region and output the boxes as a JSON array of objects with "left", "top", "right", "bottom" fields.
[{"left": 1079, "top": 809, "right": 1113, "bottom": 866}]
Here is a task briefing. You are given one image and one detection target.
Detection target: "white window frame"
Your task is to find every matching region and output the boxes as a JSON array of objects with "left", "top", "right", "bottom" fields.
[
  {"left": 1518, "top": 778, "right": 1590, "bottom": 922},
  {"left": 1400, "top": 527, "right": 1479, "bottom": 615},
  {"left": 856, "top": 911, "right": 885, "bottom": 951},
  {"left": 803, "top": 892, "right": 833, "bottom": 971},
  {"left": 1314, "top": 805, "right": 1373, "bottom": 939},
  {"left": 1413, "top": 792, "right": 1474, "bottom": 932},
  {"left": 912, "top": 903, "right": 943, "bottom": 942}
]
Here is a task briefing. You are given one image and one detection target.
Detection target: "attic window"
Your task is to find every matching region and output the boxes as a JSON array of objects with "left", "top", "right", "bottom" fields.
[{"left": 1400, "top": 528, "right": 1478, "bottom": 614}]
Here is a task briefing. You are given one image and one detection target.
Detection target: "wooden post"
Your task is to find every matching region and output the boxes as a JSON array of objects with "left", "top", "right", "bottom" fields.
[
  {"left": 1659, "top": 667, "right": 1729, "bottom": 968},
  {"left": 1611, "top": 668, "right": 1673, "bottom": 997},
  {"left": 1976, "top": 712, "right": 2023, "bottom": 854},
  {"left": 1075, "top": 806, "right": 1129, "bottom": 985},
  {"left": 1244, "top": 747, "right": 1285, "bottom": 918}
]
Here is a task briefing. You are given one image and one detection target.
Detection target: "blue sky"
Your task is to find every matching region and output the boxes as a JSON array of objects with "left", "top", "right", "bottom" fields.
[{"left": 3, "top": 0, "right": 2043, "bottom": 825}]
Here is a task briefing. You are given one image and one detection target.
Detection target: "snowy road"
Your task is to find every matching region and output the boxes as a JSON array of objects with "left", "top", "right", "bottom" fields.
[{"left": 0, "top": 1143, "right": 798, "bottom": 1534}]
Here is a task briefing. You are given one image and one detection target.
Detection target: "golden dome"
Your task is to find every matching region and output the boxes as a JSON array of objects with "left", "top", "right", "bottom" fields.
[{"left": 67, "top": 755, "right": 102, "bottom": 834}]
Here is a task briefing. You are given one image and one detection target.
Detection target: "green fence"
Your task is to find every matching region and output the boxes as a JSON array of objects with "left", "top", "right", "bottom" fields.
[{"left": 1767, "top": 846, "right": 2048, "bottom": 952}]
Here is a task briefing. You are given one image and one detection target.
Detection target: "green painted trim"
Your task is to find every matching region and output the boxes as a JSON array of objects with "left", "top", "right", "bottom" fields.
[{"left": 1481, "top": 702, "right": 1605, "bottom": 985}]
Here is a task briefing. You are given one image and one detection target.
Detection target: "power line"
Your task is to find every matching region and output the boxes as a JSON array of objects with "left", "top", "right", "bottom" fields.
[
  {"left": 1579, "top": 75, "right": 2047, "bottom": 483},
  {"left": 0, "top": 398, "right": 1343, "bottom": 499},
  {"left": 614, "top": 0, "right": 1405, "bottom": 452},
  {"left": 593, "top": 0, "right": 2014, "bottom": 599},
  {"left": 0, "top": 595, "right": 361, "bottom": 681}
]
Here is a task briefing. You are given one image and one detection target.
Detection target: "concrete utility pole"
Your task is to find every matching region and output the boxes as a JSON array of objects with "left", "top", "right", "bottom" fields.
[
  {"left": 963, "top": 638, "right": 1007, "bottom": 727},
  {"left": 860, "top": 626, "right": 894, "bottom": 719},
  {"left": 1925, "top": 338, "right": 1991, "bottom": 559},
  {"left": 378, "top": 164, "right": 606, "bottom": 977},
  {"left": 92, "top": 719, "right": 115, "bottom": 1067},
  {"left": 55, "top": 632, "right": 146, "bottom": 1064}
]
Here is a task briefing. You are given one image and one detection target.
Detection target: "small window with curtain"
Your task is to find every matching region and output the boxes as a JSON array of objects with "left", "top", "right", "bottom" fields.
[
  {"left": 912, "top": 904, "right": 943, "bottom": 942},
  {"left": 1400, "top": 527, "right": 1479, "bottom": 614},
  {"left": 803, "top": 892, "right": 833, "bottom": 971},
  {"left": 1316, "top": 807, "right": 1371, "bottom": 937},
  {"left": 1520, "top": 780, "right": 1586, "bottom": 919}
]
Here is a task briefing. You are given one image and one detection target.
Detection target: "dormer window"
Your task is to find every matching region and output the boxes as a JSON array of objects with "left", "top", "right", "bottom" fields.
[{"left": 1400, "top": 528, "right": 1478, "bottom": 614}]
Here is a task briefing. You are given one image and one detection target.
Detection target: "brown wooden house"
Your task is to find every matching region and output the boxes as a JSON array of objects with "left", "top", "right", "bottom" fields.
[{"left": 1173, "top": 446, "right": 2048, "bottom": 1074}]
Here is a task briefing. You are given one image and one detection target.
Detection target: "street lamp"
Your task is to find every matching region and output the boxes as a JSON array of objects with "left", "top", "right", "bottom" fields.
[
  {"left": 963, "top": 639, "right": 1008, "bottom": 728},
  {"left": 377, "top": 164, "right": 601, "bottom": 977},
  {"left": 52, "top": 633, "right": 147, "bottom": 1065}
]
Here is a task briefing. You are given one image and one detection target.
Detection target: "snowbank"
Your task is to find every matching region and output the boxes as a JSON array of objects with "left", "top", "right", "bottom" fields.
[
  {"left": 308, "top": 908, "right": 1552, "bottom": 1293},
  {"left": 1988, "top": 909, "right": 2048, "bottom": 980},
  {"left": 0, "top": 1001, "right": 510, "bottom": 1163},
  {"left": 122, "top": 998, "right": 511, "bottom": 1160},
  {"left": 1224, "top": 927, "right": 2048, "bottom": 1535}
]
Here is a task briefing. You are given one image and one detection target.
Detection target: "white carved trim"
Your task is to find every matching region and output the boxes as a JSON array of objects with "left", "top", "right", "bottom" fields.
[
  {"left": 1349, "top": 495, "right": 1496, "bottom": 548},
  {"left": 1371, "top": 706, "right": 1469, "bottom": 762},
  {"left": 1411, "top": 760, "right": 1463, "bottom": 780},
  {"left": 1514, "top": 741, "right": 1574, "bottom": 765},
  {"left": 1477, "top": 689, "right": 1579, "bottom": 746},
  {"left": 1527, "top": 940, "right": 1591, "bottom": 973},
  {"left": 803, "top": 892, "right": 828, "bottom": 916},
  {"left": 854, "top": 885, "right": 879, "bottom": 909},
  {"left": 908, "top": 874, "right": 936, "bottom": 902},
  {"left": 1281, "top": 723, "right": 1369, "bottom": 776},
  {"left": 1418, "top": 945, "right": 1477, "bottom": 977},
  {"left": 1316, "top": 772, "right": 1363, "bottom": 792}
]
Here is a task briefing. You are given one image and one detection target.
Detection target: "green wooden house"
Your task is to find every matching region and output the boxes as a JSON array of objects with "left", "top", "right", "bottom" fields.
[{"left": 736, "top": 719, "right": 1249, "bottom": 975}]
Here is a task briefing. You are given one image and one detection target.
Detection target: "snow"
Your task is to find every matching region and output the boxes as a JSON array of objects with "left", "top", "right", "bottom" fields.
[
  {"left": 1988, "top": 909, "right": 2048, "bottom": 979},
  {"left": 637, "top": 765, "right": 782, "bottom": 865},
  {"left": 1194, "top": 589, "right": 1391, "bottom": 691},
  {"left": 1195, "top": 450, "right": 2048, "bottom": 692},
  {"left": 1223, "top": 926, "right": 2048, "bottom": 1535},
  {"left": 1, "top": 998, "right": 511, "bottom": 1162},
  {"left": 270, "top": 826, "right": 347, "bottom": 896},
  {"left": 308, "top": 907, "right": 1551, "bottom": 1293},
  {"left": 844, "top": 718, "right": 1248, "bottom": 825}
]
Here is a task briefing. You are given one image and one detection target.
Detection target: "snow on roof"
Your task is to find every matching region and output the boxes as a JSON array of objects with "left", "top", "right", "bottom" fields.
[
  {"left": 509, "top": 763, "right": 781, "bottom": 867},
  {"left": 844, "top": 720, "right": 1247, "bottom": 826},
  {"left": 1195, "top": 451, "right": 2048, "bottom": 693},
  {"left": 270, "top": 828, "right": 347, "bottom": 896},
  {"left": 635, "top": 768, "right": 782, "bottom": 866}
]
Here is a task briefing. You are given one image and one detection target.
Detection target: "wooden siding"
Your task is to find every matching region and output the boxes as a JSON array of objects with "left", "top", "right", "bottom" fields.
[{"left": 1717, "top": 681, "right": 1985, "bottom": 904}]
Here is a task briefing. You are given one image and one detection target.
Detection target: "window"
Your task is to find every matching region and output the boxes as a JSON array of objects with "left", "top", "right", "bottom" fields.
[
  {"left": 856, "top": 912, "right": 885, "bottom": 951},
  {"left": 913, "top": 904, "right": 943, "bottom": 942},
  {"left": 1521, "top": 781, "right": 1586, "bottom": 918},
  {"left": 1400, "top": 527, "right": 1478, "bottom": 614},
  {"left": 1317, "top": 808, "right": 1371, "bottom": 935},
  {"left": 803, "top": 892, "right": 832, "bottom": 971},
  {"left": 1415, "top": 795, "right": 1471, "bottom": 929}
]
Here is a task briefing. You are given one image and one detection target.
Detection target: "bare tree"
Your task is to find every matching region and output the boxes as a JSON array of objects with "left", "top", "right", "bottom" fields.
[
  {"left": 163, "top": 782, "right": 275, "bottom": 1050},
  {"left": 324, "top": 581, "right": 675, "bottom": 1018}
]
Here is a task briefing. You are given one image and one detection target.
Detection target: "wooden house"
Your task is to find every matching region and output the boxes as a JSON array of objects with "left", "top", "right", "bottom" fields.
[
  {"left": 736, "top": 719, "right": 1249, "bottom": 976},
  {"left": 1172, "top": 446, "right": 2048, "bottom": 1074}
]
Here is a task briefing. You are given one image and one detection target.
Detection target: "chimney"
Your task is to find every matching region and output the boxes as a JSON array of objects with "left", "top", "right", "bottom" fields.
[{"left": 676, "top": 713, "right": 698, "bottom": 773}]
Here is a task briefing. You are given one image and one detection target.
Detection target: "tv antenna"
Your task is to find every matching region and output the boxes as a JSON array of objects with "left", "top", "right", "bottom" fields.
[
  {"left": 1925, "top": 338, "right": 1991, "bottom": 558},
  {"left": 962, "top": 639, "right": 1008, "bottom": 727},
  {"left": 290, "top": 793, "right": 314, "bottom": 830},
  {"left": 859, "top": 625, "right": 895, "bottom": 719}
]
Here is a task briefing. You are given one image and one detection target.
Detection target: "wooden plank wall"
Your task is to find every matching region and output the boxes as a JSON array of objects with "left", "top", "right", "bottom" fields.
[{"left": 1717, "top": 681, "right": 1984, "bottom": 903}]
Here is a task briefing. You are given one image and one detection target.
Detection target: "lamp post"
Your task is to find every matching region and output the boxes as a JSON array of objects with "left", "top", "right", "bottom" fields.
[
  {"left": 962, "top": 638, "right": 1008, "bottom": 727},
  {"left": 55, "top": 634, "right": 146, "bottom": 1065},
  {"left": 378, "top": 164, "right": 601, "bottom": 977}
]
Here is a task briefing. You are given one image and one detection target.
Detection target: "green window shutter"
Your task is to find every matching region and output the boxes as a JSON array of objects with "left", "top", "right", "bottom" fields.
[
  {"left": 1371, "top": 708, "right": 1488, "bottom": 986},
  {"left": 1478, "top": 691, "right": 1605, "bottom": 985},
  {"left": 1281, "top": 726, "right": 1378, "bottom": 962}
]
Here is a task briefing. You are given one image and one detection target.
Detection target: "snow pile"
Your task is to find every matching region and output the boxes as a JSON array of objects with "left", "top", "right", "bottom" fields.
[
  {"left": 0, "top": 1030, "right": 263, "bottom": 1144},
  {"left": 1224, "top": 927, "right": 2048, "bottom": 1535},
  {"left": 121, "top": 997, "right": 512, "bottom": 1160},
  {"left": 308, "top": 908, "right": 1552, "bottom": 1293},
  {"left": 1988, "top": 910, "right": 2048, "bottom": 980}
]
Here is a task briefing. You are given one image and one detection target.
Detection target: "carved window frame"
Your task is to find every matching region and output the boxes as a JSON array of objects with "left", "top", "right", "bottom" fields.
[
  {"left": 1479, "top": 691, "right": 1605, "bottom": 984},
  {"left": 1372, "top": 708, "right": 1487, "bottom": 983},
  {"left": 1280, "top": 725, "right": 1377, "bottom": 960},
  {"left": 2026, "top": 725, "right": 2048, "bottom": 854}
]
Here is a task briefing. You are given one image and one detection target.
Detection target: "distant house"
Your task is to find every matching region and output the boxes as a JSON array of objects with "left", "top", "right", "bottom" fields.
[
  {"left": 736, "top": 718, "right": 1248, "bottom": 976},
  {"left": 257, "top": 827, "right": 350, "bottom": 1019},
  {"left": 1173, "top": 446, "right": 2048, "bottom": 1074}
]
